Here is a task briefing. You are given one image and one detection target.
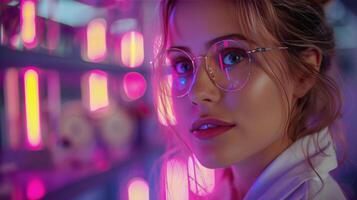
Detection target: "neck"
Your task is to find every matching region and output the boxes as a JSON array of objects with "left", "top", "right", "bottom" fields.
[{"left": 231, "top": 135, "right": 293, "bottom": 199}]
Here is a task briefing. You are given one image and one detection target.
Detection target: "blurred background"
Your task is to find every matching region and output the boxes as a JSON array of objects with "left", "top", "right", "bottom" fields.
[{"left": 0, "top": 0, "right": 356, "bottom": 200}]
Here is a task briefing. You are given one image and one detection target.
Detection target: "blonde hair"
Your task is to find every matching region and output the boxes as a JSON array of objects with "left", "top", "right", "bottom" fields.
[{"left": 152, "top": 0, "right": 347, "bottom": 198}]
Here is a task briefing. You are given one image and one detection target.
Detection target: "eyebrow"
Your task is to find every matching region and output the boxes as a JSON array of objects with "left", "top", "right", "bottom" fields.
[{"left": 168, "top": 33, "right": 251, "bottom": 52}]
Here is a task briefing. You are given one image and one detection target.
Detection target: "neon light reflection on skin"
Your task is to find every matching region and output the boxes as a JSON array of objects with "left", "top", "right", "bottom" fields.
[
  {"left": 166, "top": 159, "right": 189, "bottom": 200},
  {"left": 188, "top": 155, "right": 216, "bottom": 196}
]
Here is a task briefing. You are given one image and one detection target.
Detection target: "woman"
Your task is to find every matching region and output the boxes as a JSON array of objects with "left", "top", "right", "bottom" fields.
[{"left": 153, "top": 0, "right": 347, "bottom": 199}]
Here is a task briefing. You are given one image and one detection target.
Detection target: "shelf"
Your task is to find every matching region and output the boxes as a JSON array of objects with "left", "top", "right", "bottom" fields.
[{"left": 0, "top": 46, "right": 150, "bottom": 74}]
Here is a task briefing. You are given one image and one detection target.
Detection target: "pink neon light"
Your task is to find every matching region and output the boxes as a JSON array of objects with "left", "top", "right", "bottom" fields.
[
  {"left": 10, "top": 34, "right": 21, "bottom": 49},
  {"left": 87, "top": 70, "right": 109, "bottom": 111},
  {"left": 166, "top": 159, "right": 189, "bottom": 200},
  {"left": 127, "top": 177, "right": 150, "bottom": 200},
  {"left": 188, "top": 155, "right": 215, "bottom": 196},
  {"left": 26, "top": 178, "right": 45, "bottom": 200},
  {"left": 24, "top": 68, "right": 42, "bottom": 150},
  {"left": 46, "top": 20, "right": 60, "bottom": 52},
  {"left": 21, "top": 0, "right": 37, "bottom": 49},
  {"left": 0, "top": 24, "right": 5, "bottom": 45},
  {"left": 157, "top": 75, "right": 176, "bottom": 126},
  {"left": 121, "top": 31, "right": 144, "bottom": 68},
  {"left": 87, "top": 18, "right": 107, "bottom": 62},
  {"left": 5, "top": 68, "right": 20, "bottom": 149},
  {"left": 47, "top": 71, "right": 61, "bottom": 132},
  {"left": 123, "top": 72, "right": 147, "bottom": 101}
]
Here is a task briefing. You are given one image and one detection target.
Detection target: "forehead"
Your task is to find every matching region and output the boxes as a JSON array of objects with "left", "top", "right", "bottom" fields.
[{"left": 169, "top": 1, "right": 248, "bottom": 52}]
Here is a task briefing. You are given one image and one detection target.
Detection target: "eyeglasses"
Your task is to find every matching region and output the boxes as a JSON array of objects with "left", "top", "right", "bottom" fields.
[{"left": 158, "top": 39, "right": 288, "bottom": 98}]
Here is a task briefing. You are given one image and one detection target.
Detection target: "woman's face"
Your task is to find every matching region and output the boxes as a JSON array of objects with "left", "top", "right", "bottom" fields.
[{"left": 168, "top": 1, "right": 294, "bottom": 168}]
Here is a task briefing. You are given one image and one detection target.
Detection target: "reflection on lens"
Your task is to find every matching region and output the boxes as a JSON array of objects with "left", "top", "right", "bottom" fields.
[
  {"left": 160, "top": 40, "right": 252, "bottom": 97},
  {"left": 208, "top": 40, "right": 251, "bottom": 92},
  {"left": 164, "top": 49, "right": 195, "bottom": 97}
]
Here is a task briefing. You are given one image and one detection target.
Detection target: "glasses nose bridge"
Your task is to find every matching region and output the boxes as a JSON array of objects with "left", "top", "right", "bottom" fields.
[
  {"left": 191, "top": 55, "right": 210, "bottom": 79},
  {"left": 193, "top": 55, "right": 208, "bottom": 67},
  {"left": 187, "top": 54, "right": 216, "bottom": 94}
]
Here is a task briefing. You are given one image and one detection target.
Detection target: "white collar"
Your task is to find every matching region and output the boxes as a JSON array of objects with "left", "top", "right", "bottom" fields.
[{"left": 243, "top": 128, "right": 338, "bottom": 200}]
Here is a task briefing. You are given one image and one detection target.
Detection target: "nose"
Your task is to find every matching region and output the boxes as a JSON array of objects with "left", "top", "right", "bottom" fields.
[{"left": 188, "top": 56, "right": 221, "bottom": 105}]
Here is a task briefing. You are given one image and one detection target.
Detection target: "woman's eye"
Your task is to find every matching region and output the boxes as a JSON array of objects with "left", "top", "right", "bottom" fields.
[
  {"left": 222, "top": 50, "right": 246, "bottom": 65},
  {"left": 173, "top": 61, "right": 192, "bottom": 75}
]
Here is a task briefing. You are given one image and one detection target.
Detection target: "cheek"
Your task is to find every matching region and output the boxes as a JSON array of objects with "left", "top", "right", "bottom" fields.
[
  {"left": 228, "top": 67, "right": 291, "bottom": 138},
  {"left": 172, "top": 98, "right": 195, "bottom": 139}
]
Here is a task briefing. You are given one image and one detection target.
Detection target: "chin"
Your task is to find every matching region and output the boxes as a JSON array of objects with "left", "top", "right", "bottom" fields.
[{"left": 195, "top": 153, "right": 235, "bottom": 169}]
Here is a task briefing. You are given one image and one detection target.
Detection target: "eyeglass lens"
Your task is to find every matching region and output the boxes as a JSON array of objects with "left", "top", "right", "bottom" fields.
[{"left": 161, "top": 40, "right": 252, "bottom": 97}]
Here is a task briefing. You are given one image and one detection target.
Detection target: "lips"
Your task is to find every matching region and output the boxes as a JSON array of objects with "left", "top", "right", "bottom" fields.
[{"left": 190, "top": 118, "right": 236, "bottom": 139}]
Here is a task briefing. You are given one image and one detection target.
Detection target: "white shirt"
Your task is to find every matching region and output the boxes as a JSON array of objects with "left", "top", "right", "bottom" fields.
[{"left": 243, "top": 128, "right": 346, "bottom": 200}]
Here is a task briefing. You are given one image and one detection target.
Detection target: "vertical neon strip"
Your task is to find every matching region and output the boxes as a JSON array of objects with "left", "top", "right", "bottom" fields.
[
  {"left": 21, "top": 0, "right": 37, "bottom": 48},
  {"left": 166, "top": 159, "right": 189, "bottom": 200},
  {"left": 127, "top": 177, "right": 150, "bottom": 200},
  {"left": 88, "top": 70, "right": 109, "bottom": 111},
  {"left": 4, "top": 68, "right": 20, "bottom": 149},
  {"left": 87, "top": 18, "right": 107, "bottom": 61},
  {"left": 47, "top": 71, "right": 61, "bottom": 135},
  {"left": 47, "top": 20, "right": 60, "bottom": 52},
  {"left": 12, "top": 182, "right": 24, "bottom": 200},
  {"left": 24, "top": 68, "right": 42, "bottom": 149},
  {"left": 0, "top": 23, "right": 5, "bottom": 45},
  {"left": 121, "top": 31, "right": 144, "bottom": 68},
  {"left": 10, "top": 34, "right": 21, "bottom": 49},
  {"left": 157, "top": 75, "right": 176, "bottom": 126},
  {"left": 129, "top": 32, "right": 136, "bottom": 67},
  {"left": 188, "top": 155, "right": 215, "bottom": 196}
]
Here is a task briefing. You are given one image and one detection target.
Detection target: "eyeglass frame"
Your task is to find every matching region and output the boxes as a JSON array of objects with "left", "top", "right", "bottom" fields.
[{"left": 158, "top": 39, "right": 288, "bottom": 98}]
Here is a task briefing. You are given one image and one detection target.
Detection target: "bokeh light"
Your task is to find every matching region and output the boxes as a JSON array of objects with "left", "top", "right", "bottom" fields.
[
  {"left": 166, "top": 159, "right": 189, "bottom": 200},
  {"left": 87, "top": 18, "right": 107, "bottom": 62},
  {"left": 24, "top": 68, "right": 42, "bottom": 150},
  {"left": 26, "top": 178, "right": 45, "bottom": 200},
  {"left": 4, "top": 68, "right": 20, "bottom": 149},
  {"left": 127, "top": 177, "right": 150, "bottom": 200},
  {"left": 121, "top": 31, "right": 144, "bottom": 68},
  {"left": 87, "top": 70, "right": 109, "bottom": 111},
  {"left": 123, "top": 72, "right": 147, "bottom": 101},
  {"left": 21, "top": 0, "right": 37, "bottom": 49}
]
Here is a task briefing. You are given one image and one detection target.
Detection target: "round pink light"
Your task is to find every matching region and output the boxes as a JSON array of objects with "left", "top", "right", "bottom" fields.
[
  {"left": 26, "top": 178, "right": 45, "bottom": 200},
  {"left": 123, "top": 72, "right": 147, "bottom": 101}
]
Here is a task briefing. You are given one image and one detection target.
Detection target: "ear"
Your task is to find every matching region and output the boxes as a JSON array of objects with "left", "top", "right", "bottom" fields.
[{"left": 293, "top": 48, "right": 323, "bottom": 98}]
